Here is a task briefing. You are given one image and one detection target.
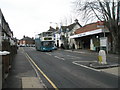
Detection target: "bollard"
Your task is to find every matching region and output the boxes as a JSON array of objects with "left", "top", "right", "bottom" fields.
[{"left": 98, "top": 50, "right": 107, "bottom": 64}]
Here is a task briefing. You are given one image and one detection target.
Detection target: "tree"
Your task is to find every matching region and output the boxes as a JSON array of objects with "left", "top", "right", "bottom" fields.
[{"left": 74, "top": 0, "right": 120, "bottom": 53}]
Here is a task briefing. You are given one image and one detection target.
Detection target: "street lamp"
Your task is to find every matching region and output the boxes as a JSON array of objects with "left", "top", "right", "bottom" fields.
[{"left": 65, "top": 28, "right": 69, "bottom": 49}]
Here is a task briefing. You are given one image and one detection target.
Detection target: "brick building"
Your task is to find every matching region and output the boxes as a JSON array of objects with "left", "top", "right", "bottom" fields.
[{"left": 19, "top": 36, "right": 35, "bottom": 46}]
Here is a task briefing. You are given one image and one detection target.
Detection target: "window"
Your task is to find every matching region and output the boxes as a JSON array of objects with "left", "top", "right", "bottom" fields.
[
  {"left": 0, "top": 18, "right": 1, "bottom": 25},
  {"left": 44, "top": 38, "right": 52, "bottom": 40}
]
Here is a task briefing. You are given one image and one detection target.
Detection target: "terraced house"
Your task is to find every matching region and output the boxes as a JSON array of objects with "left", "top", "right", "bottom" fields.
[{"left": 0, "top": 9, "right": 17, "bottom": 88}]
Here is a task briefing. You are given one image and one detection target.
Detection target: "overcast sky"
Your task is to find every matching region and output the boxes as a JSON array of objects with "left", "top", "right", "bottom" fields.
[{"left": 0, "top": 0, "right": 82, "bottom": 39}]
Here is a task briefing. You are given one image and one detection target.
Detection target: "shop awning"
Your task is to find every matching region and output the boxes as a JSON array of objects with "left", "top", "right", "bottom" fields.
[{"left": 70, "top": 29, "right": 106, "bottom": 39}]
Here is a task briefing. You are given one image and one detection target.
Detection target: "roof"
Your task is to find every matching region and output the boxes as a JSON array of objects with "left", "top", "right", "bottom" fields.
[
  {"left": 0, "top": 9, "right": 13, "bottom": 37},
  {"left": 68, "top": 22, "right": 82, "bottom": 30},
  {"left": 20, "top": 36, "right": 34, "bottom": 41},
  {"left": 61, "top": 19, "right": 82, "bottom": 32},
  {"left": 75, "top": 21, "right": 105, "bottom": 34},
  {"left": 61, "top": 22, "right": 82, "bottom": 33},
  {"left": 48, "top": 26, "right": 56, "bottom": 32},
  {"left": 61, "top": 26, "right": 68, "bottom": 32}
]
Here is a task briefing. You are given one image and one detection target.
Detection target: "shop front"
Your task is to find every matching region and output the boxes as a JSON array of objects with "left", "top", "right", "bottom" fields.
[{"left": 70, "top": 28, "right": 110, "bottom": 52}]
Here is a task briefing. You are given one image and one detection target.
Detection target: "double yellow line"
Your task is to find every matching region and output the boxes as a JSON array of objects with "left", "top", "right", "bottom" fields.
[{"left": 21, "top": 48, "right": 58, "bottom": 90}]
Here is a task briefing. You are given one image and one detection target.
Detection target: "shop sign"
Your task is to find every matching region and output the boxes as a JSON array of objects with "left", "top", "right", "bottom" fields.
[
  {"left": 70, "top": 29, "right": 102, "bottom": 38},
  {"left": 100, "top": 37, "right": 107, "bottom": 46},
  {"left": 78, "top": 33, "right": 86, "bottom": 37}
]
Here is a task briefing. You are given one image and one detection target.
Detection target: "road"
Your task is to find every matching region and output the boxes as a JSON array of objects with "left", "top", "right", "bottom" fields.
[{"left": 22, "top": 47, "right": 118, "bottom": 88}]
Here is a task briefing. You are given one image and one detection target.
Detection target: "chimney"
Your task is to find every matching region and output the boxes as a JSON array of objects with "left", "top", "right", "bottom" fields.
[
  {"left": 56, "top": 27, "right": 59, "bottom": 31},
  {"left": 74, "top": 19, "right": 78, "bottom": 23},
  {"left": 23, "top": 35, "right": 25, "bottom": 38}
]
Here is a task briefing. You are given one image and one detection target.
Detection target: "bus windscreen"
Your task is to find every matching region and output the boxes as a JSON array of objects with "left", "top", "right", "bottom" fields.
[{"left": 41, "top": 41, "right": 54, "bottom": 47}]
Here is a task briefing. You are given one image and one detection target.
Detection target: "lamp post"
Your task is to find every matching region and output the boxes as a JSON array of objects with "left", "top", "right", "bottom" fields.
[
  {"left": 49, "top": 22, "right": 59, "bottom": 47},
  {"left": 65, "top": 28, "right": 69, "bottom": 49}
]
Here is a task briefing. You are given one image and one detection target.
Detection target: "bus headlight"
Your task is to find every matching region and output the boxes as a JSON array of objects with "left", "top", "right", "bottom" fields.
[{"left": 43, "top": 48, "right": 45, "bottom": 50}]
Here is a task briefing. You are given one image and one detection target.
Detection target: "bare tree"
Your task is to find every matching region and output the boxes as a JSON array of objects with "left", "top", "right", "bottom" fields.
[{"left": 74, "top": 0, "right": 120, "bottom": 53}]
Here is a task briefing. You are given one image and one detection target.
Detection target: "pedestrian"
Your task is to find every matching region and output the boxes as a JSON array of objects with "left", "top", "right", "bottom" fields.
[
  {"left": 72, "top": 44, "right": 75, "bottom": 51},
  {"left": 61, "top": 43, "right": 63, "bottom": 49}
]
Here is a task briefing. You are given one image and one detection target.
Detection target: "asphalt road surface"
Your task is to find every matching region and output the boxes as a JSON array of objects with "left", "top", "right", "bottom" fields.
[{"left": 22, "top": 47, "right": 118, "bottom": 88}]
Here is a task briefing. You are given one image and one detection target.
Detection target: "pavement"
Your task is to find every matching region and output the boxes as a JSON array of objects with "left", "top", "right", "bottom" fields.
[
  {"left": 2, "top": 48, "right": 119, "bottom": 89},
  {"left": 3, "top": 48, "right": 46, "bottom": 89},
  {"left": 0, "top": 60, "right": 2, "bottom": 90},
  {"left": 65, "top": 49, "right": 119, "bottom": 76}
]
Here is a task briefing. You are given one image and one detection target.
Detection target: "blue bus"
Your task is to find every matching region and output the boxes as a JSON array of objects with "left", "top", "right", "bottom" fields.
[{"left": 35, "top": 31, "right": 54, "bottom": 51}]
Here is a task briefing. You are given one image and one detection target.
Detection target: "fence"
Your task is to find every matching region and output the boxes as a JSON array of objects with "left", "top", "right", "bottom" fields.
[{"left": 2, "top": 40, "right": 17, "bottom": 87}]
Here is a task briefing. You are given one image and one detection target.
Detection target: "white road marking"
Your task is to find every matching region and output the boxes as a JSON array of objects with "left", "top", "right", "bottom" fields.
[
  {"left": 74, "top": 51, "right": 85, "bottom": 54},
  {"left": 65, "top": 50, "right": 85, "bottom": 54},
  {"left": 75, "top": 61, "right": 97, "bottom": 62},
  {"left": 67, "top": 55, "right": 81, "bottom": 59},
  {"left": 72, "top": 61, "right": 101, "bottom": 72},
  {"left": 65, "top": 50, "right": 73, "bottom": 52},
  {"left": 54, "top": 56, "right": 65, "bottom": 60},
  {"left": 46, "top": 53, "right": 52, "bottom": 56}
]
